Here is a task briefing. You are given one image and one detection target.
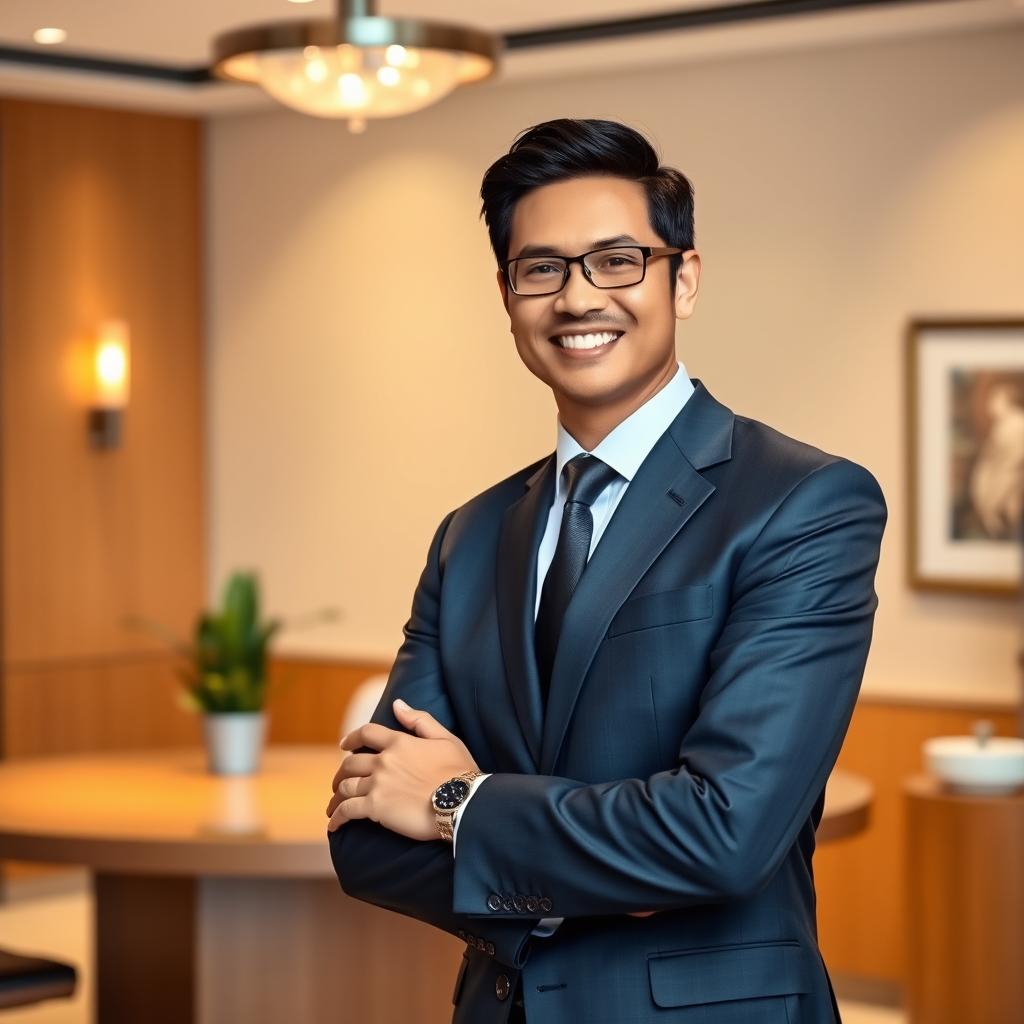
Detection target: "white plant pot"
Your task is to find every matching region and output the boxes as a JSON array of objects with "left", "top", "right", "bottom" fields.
[{"left": 203, "top": 711, "right": 267, "bottom": 776}]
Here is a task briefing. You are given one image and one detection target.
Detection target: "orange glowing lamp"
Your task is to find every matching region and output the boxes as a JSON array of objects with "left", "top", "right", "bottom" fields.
[{"left": 89, "top": 319, "right": 130, "bottom": 448}]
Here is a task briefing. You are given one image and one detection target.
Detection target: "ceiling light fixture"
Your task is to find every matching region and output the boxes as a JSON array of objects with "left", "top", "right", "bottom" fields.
[{"left": 212, "top": 0, "right": 501, "bottom": 132}]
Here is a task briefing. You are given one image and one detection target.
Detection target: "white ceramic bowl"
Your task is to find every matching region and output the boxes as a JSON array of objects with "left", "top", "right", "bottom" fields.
[{"left": 924, "top": 735, "right": 1024, "bottom": 794}]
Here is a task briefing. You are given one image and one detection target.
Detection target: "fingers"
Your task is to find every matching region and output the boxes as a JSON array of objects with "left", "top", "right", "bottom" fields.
[
  {"left": 326, "top": 775, "right": 370, "bottom": 819},
  {"left": 340, "top": 722, "right": 399, "bottom": 752},
  {"left": 328, "top": 793, "right": 372, "bottom": 832},
  {"left": 331, "top": 752, "right": 376, "bottom": 791},
  {"left": 391, "top": 699, "right": 452, "bottom": 740}
]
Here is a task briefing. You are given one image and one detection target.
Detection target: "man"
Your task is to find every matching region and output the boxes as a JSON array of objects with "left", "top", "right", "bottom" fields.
[{"left": 327, "top": 118, "right": 886, "bottom": 1024}]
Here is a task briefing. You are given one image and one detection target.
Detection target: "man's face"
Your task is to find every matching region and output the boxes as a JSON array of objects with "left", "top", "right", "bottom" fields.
[{"left": 497, "top": 174, "right": 699, "bottom": 413}]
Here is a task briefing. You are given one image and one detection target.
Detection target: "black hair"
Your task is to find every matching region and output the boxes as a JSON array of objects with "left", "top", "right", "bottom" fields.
[{"left": 479, "top": 118, "right": 694, "bottom": 286}]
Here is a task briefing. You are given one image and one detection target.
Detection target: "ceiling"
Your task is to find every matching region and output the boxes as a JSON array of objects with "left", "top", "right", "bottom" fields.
[{"left": 0, "top": 0, "right": 1021, "bottom": 116}]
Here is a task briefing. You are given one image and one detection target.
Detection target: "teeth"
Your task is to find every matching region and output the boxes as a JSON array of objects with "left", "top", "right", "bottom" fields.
[{"left": 554, "top": 331, "right": 621, "bottom": 350}]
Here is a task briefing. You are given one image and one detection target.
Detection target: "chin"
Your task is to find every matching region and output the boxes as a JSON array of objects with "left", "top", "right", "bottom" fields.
[{"left": 555, "top": 370, "right": 638, "bottom": 405}]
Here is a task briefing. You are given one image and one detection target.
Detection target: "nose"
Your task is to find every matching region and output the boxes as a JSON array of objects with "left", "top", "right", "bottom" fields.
[{"left": 553, "top": 261, "right": 608, "bottom": 317}]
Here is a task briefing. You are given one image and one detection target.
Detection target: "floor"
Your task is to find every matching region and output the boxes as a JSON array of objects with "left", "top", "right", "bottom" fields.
[{"left": 0, "top": 873, "right": 906, "bottom": 1024}]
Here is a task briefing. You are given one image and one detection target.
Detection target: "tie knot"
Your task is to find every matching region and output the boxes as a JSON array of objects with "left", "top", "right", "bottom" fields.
[{"left": 562, "top": 453, "right": 619, "bottom": 508}]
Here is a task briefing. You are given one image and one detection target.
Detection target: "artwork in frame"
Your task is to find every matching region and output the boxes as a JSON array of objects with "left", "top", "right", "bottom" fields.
[{"left": 907, "top": 318, "right": 1024, "bottom": 596}]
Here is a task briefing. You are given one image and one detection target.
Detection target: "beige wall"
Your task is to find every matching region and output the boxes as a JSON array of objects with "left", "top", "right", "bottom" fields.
[{"left": 206, "top": 26, "right": 1024, "bottom": 704}]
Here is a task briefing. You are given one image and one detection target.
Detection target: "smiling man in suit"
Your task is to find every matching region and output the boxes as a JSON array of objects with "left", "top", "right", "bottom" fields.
[{"left": 327, "top": 118, "right": 886, "bottom": 1024}]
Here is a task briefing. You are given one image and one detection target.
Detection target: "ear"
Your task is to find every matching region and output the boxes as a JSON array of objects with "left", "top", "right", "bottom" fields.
[
  {"left": 673, "top": 250, "right": 701, "bottom": 321},
  {"left": 496, "top": 267, "right": 510, "bottom": 316}
]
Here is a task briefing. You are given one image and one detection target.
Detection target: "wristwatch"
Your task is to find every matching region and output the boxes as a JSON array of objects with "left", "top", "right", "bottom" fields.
[{"left": 431, "top": 770, "right": 485, "bottom": 842}]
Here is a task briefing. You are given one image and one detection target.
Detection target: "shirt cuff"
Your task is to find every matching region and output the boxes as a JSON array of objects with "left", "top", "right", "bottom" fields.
[{"left": 451, "top": 772, "right": 491, "bottom": 855}]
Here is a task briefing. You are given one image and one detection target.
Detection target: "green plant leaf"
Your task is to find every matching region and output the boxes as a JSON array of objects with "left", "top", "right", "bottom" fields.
[
  {"left": 121, "top": 613, "right": 194, "bottom": 661},
  {"left": 177, "top": 688, "right": 205, "bottom": 713},
  {"left": 125, "top": 571, "right": 336, "bottom": 717},
  {"left": 222, "top": 573, "right": 257, "bottom": 666}
]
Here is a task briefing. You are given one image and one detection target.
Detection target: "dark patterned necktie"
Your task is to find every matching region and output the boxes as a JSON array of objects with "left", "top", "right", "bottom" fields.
[{"left": 535, "top": 453, "right": 620, "bottom": 709}]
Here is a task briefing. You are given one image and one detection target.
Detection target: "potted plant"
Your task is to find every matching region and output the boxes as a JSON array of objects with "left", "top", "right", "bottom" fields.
[{"left": 126, "top": 572, "right": 338, "bottom": 775}]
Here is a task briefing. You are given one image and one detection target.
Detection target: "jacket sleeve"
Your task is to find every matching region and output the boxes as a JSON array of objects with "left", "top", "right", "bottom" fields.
[
  {"left": 454, "top": 778, "right": 565, "bottom": 938},
  {"left": 451, "top": 458, "right": 887, "bottom": 919},
  {"left": 327, "top": 508, "right": 539, "bottom": 969}
]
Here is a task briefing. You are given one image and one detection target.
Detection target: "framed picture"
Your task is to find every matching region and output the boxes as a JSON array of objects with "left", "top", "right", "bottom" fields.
[{"left": 907, "top": 318, "right": 1024, "bottom": 596}]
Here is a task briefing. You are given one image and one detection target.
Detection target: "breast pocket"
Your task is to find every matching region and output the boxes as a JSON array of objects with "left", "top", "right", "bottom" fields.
[{"left": 607, "top": 584, "right": 713, "bottom": 638}]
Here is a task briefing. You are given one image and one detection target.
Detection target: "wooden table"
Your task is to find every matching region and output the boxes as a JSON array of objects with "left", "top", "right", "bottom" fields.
[
  {"left": 904, "top": 773, "right": 1024, "bottom": 1024},
  {"left": 0, "top": 746, "right": 462, "bottom": 1024},
  {"left": 0, "top": 747, "right": 872, "bottom": 1023},
  {"left": 818, "top": 768, "right": 873, "bottom": 843}
]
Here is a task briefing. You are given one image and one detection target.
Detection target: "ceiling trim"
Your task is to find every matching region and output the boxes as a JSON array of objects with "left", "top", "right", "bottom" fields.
[
  {"left": 0, "top": 0, "right": 958, "bottom": 85},
  {"left": 0, "top": 45, "right": 210, "bottom": 84},
  {"left": 503, "top": 0, "right": 945, "bottom": 48}
]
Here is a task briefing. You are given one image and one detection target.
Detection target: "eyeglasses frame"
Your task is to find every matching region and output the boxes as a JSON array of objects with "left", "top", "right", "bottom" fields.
[{"left": 501, "top": 244, "right": 685, "bottom": 296}]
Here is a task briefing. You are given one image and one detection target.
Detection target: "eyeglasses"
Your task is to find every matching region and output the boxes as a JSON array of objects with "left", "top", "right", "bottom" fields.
[{"left": 502, "top": 245, "right": 683, "bottom": 296}]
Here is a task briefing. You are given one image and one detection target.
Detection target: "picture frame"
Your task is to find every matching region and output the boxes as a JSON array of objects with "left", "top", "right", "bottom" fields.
[{"left": 906, "top": 318, "right": 1024, "bottom": 596}]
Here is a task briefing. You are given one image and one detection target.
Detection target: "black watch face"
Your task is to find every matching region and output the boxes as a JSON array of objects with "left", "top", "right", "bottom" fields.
[{"left": 433, "top": 779, "right": 470, "bottom": 810}]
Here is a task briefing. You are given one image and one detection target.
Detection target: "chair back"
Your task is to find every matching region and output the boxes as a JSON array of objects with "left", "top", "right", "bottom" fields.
[{"left": 339, "top": 673, "right": 389, "bottom": 740}]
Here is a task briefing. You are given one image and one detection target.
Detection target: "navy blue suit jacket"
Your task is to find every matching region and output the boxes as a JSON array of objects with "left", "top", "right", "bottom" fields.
[{"left": 329, "top": 377, "right": 887, "bottom": 1023}]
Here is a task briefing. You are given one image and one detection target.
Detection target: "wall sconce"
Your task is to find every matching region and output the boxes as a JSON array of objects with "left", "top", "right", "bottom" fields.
[{"left": 89, "top": 319, "right": 130, "bottom": 449}]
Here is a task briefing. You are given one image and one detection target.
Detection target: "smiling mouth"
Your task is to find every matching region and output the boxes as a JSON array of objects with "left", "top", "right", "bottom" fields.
[{"left": 548, "top": 330, "right": 624, "bottom": 350}]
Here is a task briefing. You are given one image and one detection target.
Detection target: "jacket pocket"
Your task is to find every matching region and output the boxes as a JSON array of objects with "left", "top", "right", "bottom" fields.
[
  {"left": 647, "top": 939, "right": 810, "bottom": 1008},
  {"left": 607, "top": 584, "right": 713, "bottom": 638},
  {"left": 452, "top": 952, "right": 470, "bottom": 1005}
]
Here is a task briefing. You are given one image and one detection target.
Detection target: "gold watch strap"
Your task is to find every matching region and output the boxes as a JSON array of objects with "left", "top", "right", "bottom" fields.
[{"left": 435, "top": 770, "right": 483, "bottom": 842}]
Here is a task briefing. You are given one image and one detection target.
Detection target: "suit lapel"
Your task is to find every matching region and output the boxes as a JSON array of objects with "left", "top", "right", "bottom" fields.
[
  {"left": 495, "top": 455, "right": 555, "bottom": 769},
  {"left": 495, "top": 378, "right": 735, "bottom": 776}
]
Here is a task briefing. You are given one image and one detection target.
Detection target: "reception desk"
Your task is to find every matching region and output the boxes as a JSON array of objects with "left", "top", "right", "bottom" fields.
[{"left": 0, "top": 747, "right": 872, "bottom": 1024}]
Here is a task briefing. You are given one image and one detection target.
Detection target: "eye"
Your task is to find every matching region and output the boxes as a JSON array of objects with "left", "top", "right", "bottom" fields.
[
  {"left": 593, "top": 251, "right": 642, "bottom": 271},
  {"left": 523, "top": 261, "right": 561, "bottom": 277}
]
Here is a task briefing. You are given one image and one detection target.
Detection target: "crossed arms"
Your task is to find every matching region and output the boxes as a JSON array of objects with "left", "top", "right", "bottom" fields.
[{"left": 328, "top": 458, "right": 887, "bottom": 968}]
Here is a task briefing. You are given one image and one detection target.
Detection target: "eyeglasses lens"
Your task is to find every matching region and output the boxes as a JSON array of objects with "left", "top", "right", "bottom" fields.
[{"left": 509, "top": 247, "right": 645, "bottom": 295}]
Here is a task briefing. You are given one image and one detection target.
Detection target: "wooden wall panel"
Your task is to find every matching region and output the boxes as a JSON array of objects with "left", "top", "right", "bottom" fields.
[
  {"left": 2, "top": 652, "right": 389, "bottom": 757},
  {"left": 265, "top": 655, "right": 390, "bottom": 744},
  {"left": 0, "top": 97, "right": 204, "bottom": 758},
  {"left": 4, "top": 655, "right": 200, "bottom": 757},
  {"left": 0, "top": 97, "right": 204, "bottom": 663}
]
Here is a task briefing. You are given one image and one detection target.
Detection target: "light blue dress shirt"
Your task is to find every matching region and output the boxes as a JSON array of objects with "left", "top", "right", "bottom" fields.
[{"left": 452, "top": 360, "right": 695, "bottom": 938}]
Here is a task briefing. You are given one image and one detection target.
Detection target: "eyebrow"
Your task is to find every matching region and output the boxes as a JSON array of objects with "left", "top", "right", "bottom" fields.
[{"left": 512, "top": 234, "right": 641, "bottom": 259}]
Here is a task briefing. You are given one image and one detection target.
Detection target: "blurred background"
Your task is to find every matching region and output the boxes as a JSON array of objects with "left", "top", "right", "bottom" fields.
[{"left": 0, "top": 1, "right": 1022, "bottom": 1022}]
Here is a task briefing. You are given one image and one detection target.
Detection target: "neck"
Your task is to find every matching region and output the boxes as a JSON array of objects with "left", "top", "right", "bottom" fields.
[{"left": 556, "top": 359, "right": 678, "bottom": 452}]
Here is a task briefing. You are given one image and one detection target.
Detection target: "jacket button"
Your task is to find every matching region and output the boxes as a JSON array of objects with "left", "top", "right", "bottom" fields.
[
  {"left": 476, "top": 938, "right": 486, "bottom": 952},
  {"left": 539, "top": 897, "right": 552, "bottom": 913},
  {"left": 495, "top": 974, "right": 510, "bottom": 1001},
  {"left": 486, "top": 941, "right": 495, "bottom": 956},
  {"left": 513, "top": 895, "right": 526, "bottom": 912},
  {"left": 466, "top": 932, "right": 475, "bottom": 944},
  {"left": 486, "top": 893, "right": 503, "bottom": 911},
  {"left": 457, "top": 929, "right": 466, "bottom": 940},
  {"left": 501, "top": 896, "right": 515, "bottom": 912},
  {"left": 525, "top": 896, "right": 539, "bottom": 913}
]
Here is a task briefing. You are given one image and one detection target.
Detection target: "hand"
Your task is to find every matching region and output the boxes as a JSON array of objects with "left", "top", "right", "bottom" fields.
[{"left": 327, "top": 698, "right": 480, "bottom": 841}]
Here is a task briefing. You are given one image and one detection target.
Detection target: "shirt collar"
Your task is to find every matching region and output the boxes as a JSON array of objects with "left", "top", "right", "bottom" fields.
[{"left": 554, "top": 360, "right": 695, "bottom": 497}]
